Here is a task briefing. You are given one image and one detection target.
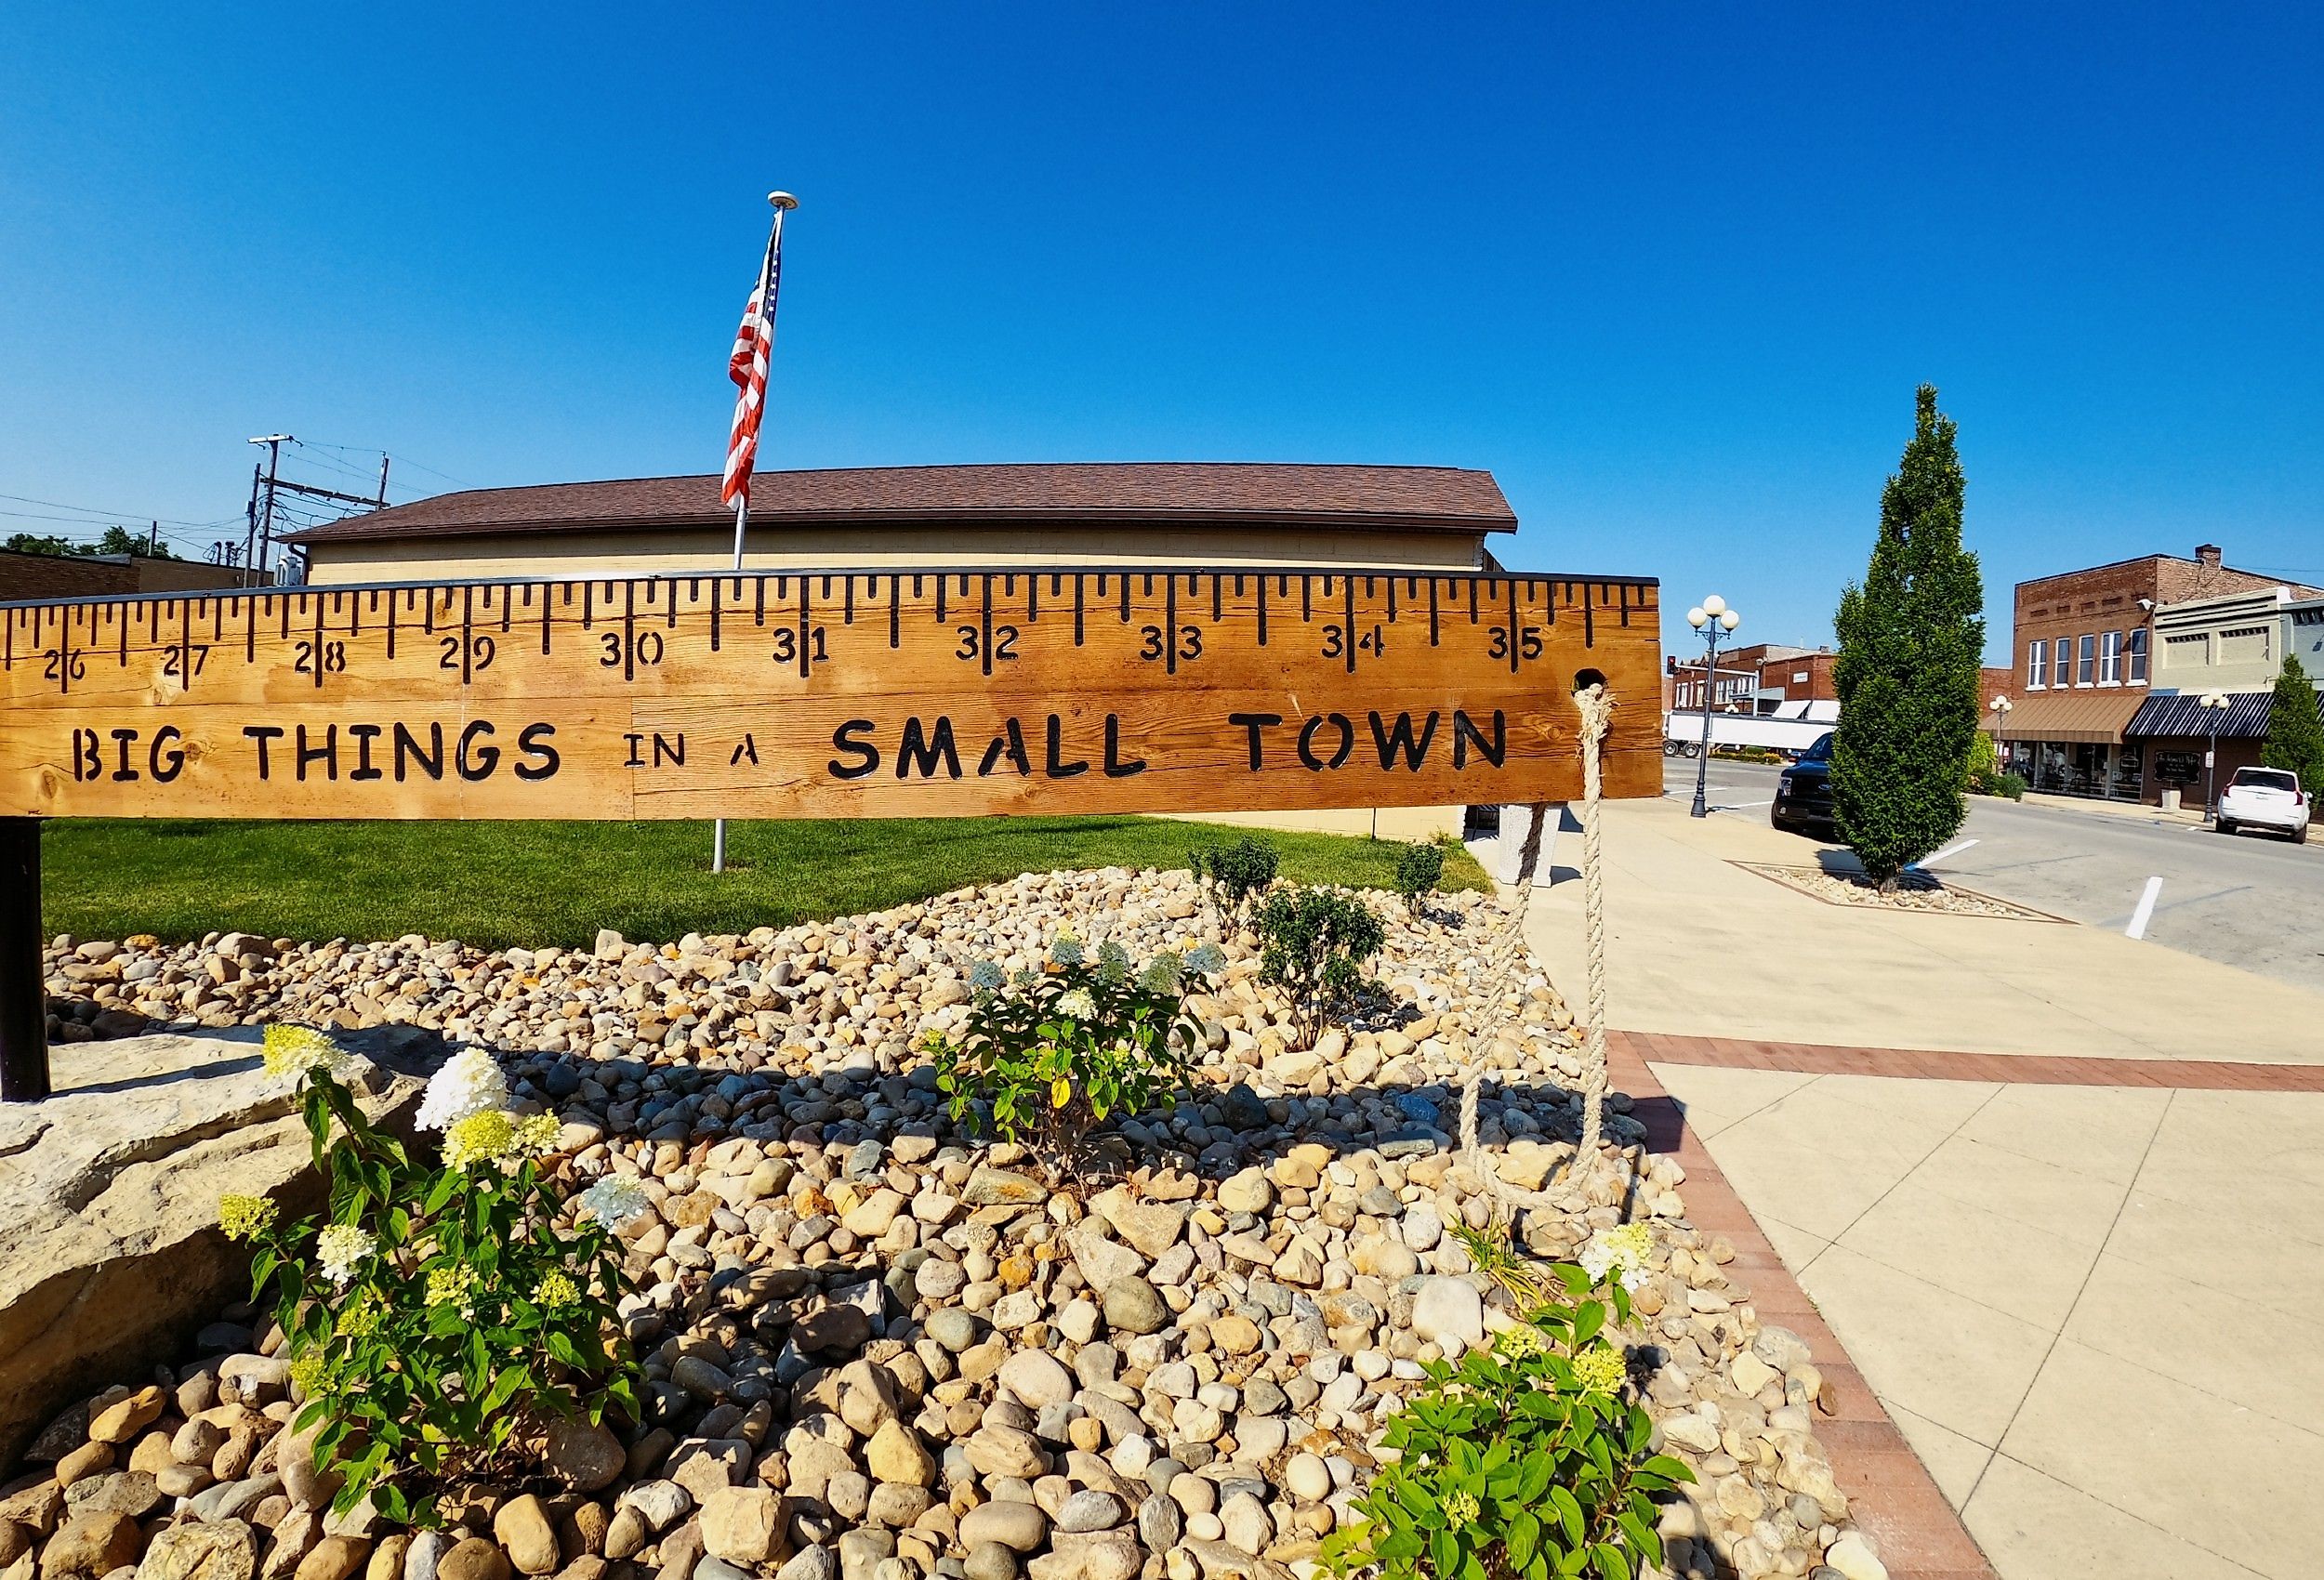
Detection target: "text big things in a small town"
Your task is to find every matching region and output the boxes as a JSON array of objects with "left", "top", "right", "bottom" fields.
[{"left": 2, "top": 569, "right": 1663, "bottom": 821}]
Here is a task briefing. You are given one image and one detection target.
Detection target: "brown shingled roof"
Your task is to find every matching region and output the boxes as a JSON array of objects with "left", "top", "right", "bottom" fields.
[{"left": 284, "top": 462, "right": 1516, "bottom": 545}]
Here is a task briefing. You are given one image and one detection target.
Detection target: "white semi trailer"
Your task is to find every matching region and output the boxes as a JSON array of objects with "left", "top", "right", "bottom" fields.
[{"left": 1663, "top": 700, "right": 1839, "bottom": 758}]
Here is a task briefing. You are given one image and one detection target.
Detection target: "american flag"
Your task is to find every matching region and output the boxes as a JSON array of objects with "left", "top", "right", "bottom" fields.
[{"left": 720, "top": 222, "right": 785, "bottom": 509}]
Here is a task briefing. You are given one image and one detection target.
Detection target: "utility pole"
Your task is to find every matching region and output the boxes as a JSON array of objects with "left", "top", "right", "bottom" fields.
[
  {"left": 242, "top": 463, "right": 263, "bottom": 587},
  {"left": 247, "top": 434, "right": 291, "bottom": 586},
  {"left": 376, "top": 454, "right": 391, "bottom": 506}
]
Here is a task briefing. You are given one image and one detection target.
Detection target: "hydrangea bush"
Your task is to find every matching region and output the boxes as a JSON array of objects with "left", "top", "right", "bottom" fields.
[
  {"left": 928, "top": 934, "right": 1224, "bottom": 1176},
  {"left": 223, "top": 1027, "right": 643, "bottom": 1525},
  {"left": 1323, "top": 1225, "right": 1692, "bottom": 1580}
]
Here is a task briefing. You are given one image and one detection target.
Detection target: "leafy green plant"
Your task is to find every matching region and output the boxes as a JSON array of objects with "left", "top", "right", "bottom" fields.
[
  {"left": 1393, "top": 841, "right": 1446, "bottom": 906},
  {"left": 929, "top": 937, "right": 1223, "bottom": 1175},
  {"left": 1191, "top": 836, "right": 1281, "bottom": 919},
  {"left": 1324, "top": 1227, "right": 1692, "bottom": 1580},
  {"left": 1256, "top": 885, "right": 1385, "bottom": 1047},
  {"left": 224, "top": 1028, "right": 642, "bottom": 1526},
  {"left": 2263, "top": 654, "right": 2324, "bottom": 791},
  {"left": 1968, "top": 767, "right": 2026, "bottom": 800}
]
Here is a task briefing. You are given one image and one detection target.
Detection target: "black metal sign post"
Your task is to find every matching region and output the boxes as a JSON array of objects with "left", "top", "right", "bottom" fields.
[{"left": 0, "top": 818, "right": 46, "bottom": 1102}]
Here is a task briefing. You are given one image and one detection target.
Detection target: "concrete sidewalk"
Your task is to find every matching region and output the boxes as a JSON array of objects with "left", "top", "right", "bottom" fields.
[{"left": 1522, "top": 797, "right": 2324, "bottom": 1063}]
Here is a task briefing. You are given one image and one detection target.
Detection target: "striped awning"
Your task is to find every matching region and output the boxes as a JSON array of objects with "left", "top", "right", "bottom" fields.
[
  {"left": 2127, "top": 690, "right": 2314, "bottom": 740},
  {"left": 1991, "top": 690, "right": 2146, "bottom": 744}
]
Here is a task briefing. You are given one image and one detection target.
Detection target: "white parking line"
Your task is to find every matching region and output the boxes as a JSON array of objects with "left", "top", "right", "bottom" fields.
[
  {"left": 1917, "top": 838, "right": 1979, "bottom": 870},
  {"left": 2126, "top": 876, "right": 2164, "bottom": 940},
  {"left": 1718, "top": 799, "right": 1774, "bottom": 812}
]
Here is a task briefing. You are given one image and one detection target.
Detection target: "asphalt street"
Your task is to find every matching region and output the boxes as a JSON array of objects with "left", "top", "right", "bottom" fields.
[{"left": 1670, "top": 757, "right": 2324, "bottom": 995}]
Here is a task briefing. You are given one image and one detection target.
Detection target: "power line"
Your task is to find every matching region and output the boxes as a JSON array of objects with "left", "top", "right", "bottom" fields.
[{"left": 0, "top": 492, "right": 244, "bottom": 531}]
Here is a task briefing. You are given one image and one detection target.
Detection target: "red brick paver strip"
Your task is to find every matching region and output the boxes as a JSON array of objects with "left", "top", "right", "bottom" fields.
[
  {"left": 1610, "top": 1041, "right": 2002, "bottom": 1580},
  {"left": 1610, "top": 1031, "right": 2324, "bottom": 1092}
]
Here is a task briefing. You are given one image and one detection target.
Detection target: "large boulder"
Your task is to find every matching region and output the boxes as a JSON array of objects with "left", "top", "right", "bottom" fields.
[{"left": 0, "top": 1028, "right": 431, "bottom": 1472}]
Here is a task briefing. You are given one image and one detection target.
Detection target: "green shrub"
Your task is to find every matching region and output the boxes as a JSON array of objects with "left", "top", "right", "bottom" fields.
[
  {"left": 929, "top": 937, "right": 1222, "bottom": 1175},
  {"left": 1968, "top": 766, "right": 2025, "bottom": 800},
  {"left": 1255, "top": 886, "right": 1385, "bottom": 1047},
  {"left": 1393, "top": 841, "right": 1446, "bottom": 905},
  {"left": 1324, "top": 1222, "right": 1693, "bottom": 1580},
  {"left": 1191, "top": 836, "right": 1280, "bottom": 917},
  {"left": 225, "top": 1028, "right": 641, "bottom": 1527},
  {"left": 2263, "top": 654, "right": 2324, "bottom": 790}
]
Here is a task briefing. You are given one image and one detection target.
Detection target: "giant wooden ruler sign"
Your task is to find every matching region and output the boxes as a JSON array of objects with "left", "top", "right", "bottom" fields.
[{"left": 3, "top": 569, "right": 1663, "bottom": 819}]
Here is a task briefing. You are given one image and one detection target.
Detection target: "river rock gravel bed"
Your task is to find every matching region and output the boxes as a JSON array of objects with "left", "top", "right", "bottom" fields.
[{"left": 19, "top": 870, "right": 1885, "bottom": 1580}]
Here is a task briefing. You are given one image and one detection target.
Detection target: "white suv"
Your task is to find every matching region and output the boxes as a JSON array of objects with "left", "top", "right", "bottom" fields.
[{"left": 2217, "top": 767, "right": 2310, "bottom": 844}]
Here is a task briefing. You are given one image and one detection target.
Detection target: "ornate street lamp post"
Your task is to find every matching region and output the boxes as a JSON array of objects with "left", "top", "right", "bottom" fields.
[
  {"left": 1988, "top": 694, "right": 2013, "bottom": 781},
  {"left": 2199, "top": 691, "right": 2230, "bottom": 821},
  {"left": 1686, "top": 596, "right": 1742, "bottom": 819}
]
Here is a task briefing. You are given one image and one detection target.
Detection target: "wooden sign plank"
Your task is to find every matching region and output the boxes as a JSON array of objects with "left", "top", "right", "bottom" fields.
[{"left": 1, "top": 569, "right": 1663, "bottom": 820}]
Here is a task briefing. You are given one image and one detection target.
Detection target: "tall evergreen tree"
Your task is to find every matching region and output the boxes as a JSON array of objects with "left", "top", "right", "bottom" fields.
[
  {"left": 1831, "top": 385, "right": 1986, "bottom": 889},
  {"left": 2261, "top": 654, "right": 2324, "bottom": 790}
]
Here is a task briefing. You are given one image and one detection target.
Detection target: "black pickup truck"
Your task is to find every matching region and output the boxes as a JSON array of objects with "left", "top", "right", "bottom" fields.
[{"left": 1770, "top": 731, "right": 1837, "bottom": 835}]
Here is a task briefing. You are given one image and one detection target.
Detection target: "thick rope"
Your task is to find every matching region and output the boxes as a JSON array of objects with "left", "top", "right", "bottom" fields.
[
  {"left": 1573, "top": 684, "right": 1616, "bottom": 1159},
  {"left": 1458, "top": 681, "right": 1615, "bottom": 1204}
]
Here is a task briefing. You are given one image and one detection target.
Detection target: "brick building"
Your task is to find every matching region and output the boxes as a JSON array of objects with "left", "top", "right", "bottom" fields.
[
  {"left": 1993, "top": 545, "right": 2324, "bottom": 801},
  {"left": 0, "top": 549, "right": 244, "bottom": 604},
  {"left": 1666, "top": 643, "right": 1835, "bottom": 713}
]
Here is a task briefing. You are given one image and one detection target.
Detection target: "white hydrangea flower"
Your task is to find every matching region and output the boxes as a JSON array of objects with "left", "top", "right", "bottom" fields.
[
  {"left": 1055, "top": 987, "right": 1098, "bottom": 1020},
  {"left": 574, "top": 1174, "right": 651, "bottom": 1231},
  {"left": 416, "top": 1047, "right": 510, "bottom": 1132},
  {"left": 314, "top": 1223, "right": 376, "bottom": 1287}
]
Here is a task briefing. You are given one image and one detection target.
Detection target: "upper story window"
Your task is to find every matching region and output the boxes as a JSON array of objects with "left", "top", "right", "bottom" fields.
[
  {"left": 2027, "top": 639, "right": 2048, "bottom": 689},
  {"left": 2128, "top": 628, "right": 2149, "bottom": 683},
  {"left": 2099, "top": 630, "right": 2122, "bottom": 684},
  {"left": 2164, "top": 631, "right": 2208, "bottom": 669},
  {"left": 2078, "top": 633, "right": 2096, "bottom": 685}
]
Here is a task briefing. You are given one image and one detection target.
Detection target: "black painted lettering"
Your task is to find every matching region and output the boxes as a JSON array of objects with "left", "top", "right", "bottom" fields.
[
  {"left": 829, "top": 719, "right": 879, "bottom": 780},
  {"left": 349, "top": 724, "right": 384, "bottom": 781},
  {"left": 1229, "top": 712, "right": 1282, "bottom": 770},
  {"left": 244, "top": 725, "right": 284, "bottom": 780},
  {"left": 393, "top": 721, "right": 444, "bottom": 782},
  {"left": 1103, "top": 714, "right": 1146, "bottom": 778},
  {"left": 729, "top": 733, "right": 759, "bottom": 767},
  {"left": 1452, "top": 709, "right": 1507, "bottom": 769},
  {"left": 651, "top": 732, "right": 685, "bottom": 769},
  {"left": 623, "top": 732, "right": 647, "bottom": 769},
  {"left": 296, "top": 724, "right": 338, "bottom": 781},
  {"left": 110, "top": 728, "right": 140, "bottom": 783},
  {"left": 1369, "top": 710, "right": 1439, "bottom": 770},
  {"left": 515, "top": 723, "right": 560, "bottom": 781},
  {"left": 898, "top": 717, "right": 962, "bottom": 780},
  {"left": 456, "top": 720, "right": 500, "bottom": 781},
  {"left": 72, "top": 728, "right": 100, "bottom": 782},
  {"left": 150, "top": 726, "right": 184, "bottom": 783},
  {"left": 1297, "top": 713, "right": 1355, "bottom": 771},
  {"left": 1045, "top": 715, "right": 1089, "bottom": 779},
  {"left": 979, "top": 718, "right": 1033, "bottom": 777}
]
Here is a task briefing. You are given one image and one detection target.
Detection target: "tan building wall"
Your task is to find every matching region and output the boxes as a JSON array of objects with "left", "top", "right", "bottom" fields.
[
  {"left": 2151, "top": 586, "right": 2299, "bottom": 693},
  {"left": 304, "top": 523, "right": 1491, "bottom": 586}
]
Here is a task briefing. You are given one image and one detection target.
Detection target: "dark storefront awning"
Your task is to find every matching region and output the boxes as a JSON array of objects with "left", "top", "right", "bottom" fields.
[
  {"left": 1993, "top": 690, "right": 2145, "bottom": 744},
  {"left": 2127, "top": 689, "right": 2321, "bottom": 740}
]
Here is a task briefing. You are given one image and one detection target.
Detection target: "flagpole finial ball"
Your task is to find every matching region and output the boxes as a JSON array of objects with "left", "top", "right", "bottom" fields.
[{"left": 768, "top": 191, "right": 799, "bottom": 211}]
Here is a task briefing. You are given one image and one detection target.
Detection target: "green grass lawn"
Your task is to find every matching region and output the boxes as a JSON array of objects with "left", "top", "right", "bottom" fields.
[{"left": 41, "top": 817, "right": 1487, "bottom": 950}]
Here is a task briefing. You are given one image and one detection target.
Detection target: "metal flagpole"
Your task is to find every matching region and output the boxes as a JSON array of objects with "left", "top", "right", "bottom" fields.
[{"left": 714, "top": 192, "right": 796, "bottom": 876}]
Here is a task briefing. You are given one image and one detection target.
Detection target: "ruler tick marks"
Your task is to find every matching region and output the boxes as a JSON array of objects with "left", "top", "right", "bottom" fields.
[{"left": 1165, "top": 575, "right": 1179, "bottom": 677}]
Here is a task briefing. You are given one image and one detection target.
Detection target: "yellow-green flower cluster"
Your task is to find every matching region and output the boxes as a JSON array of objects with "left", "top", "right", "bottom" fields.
[
  {"left": 533, "top": 1271, "right": 579, "bottom": 1310},
  {"left": 425, "top": 1264, "right": 479, "bottom": 1310},
  {"left": 288, "top": 1351, "right": 330, "bottom": 1397},
  {"left": 336, "top": 1293, "right": 385, "bottom": 1338},
  {"left": 1571, "top": 1346, "right": 1628, "bottom": 1396},
  {"left": 1495, "top": 1323, "right": 1549, "bottom": 1360},
  {"left": 218, "top": 1194, "right": 277, "bottom": 1242},
  {"left": 443, "top": 1109, "right": 560, "bottom": 1172},
  {"left": 263, "top": 1024, "right": 351, "bottom": 1083},
  {"left": 1442, "top": 1491, "right": 1480, "bottom": 1527}
]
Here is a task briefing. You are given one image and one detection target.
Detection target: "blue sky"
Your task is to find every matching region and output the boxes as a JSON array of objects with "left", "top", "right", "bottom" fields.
[{"left": 3, "top": 4, "right": 2319, "bottom": 661}]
